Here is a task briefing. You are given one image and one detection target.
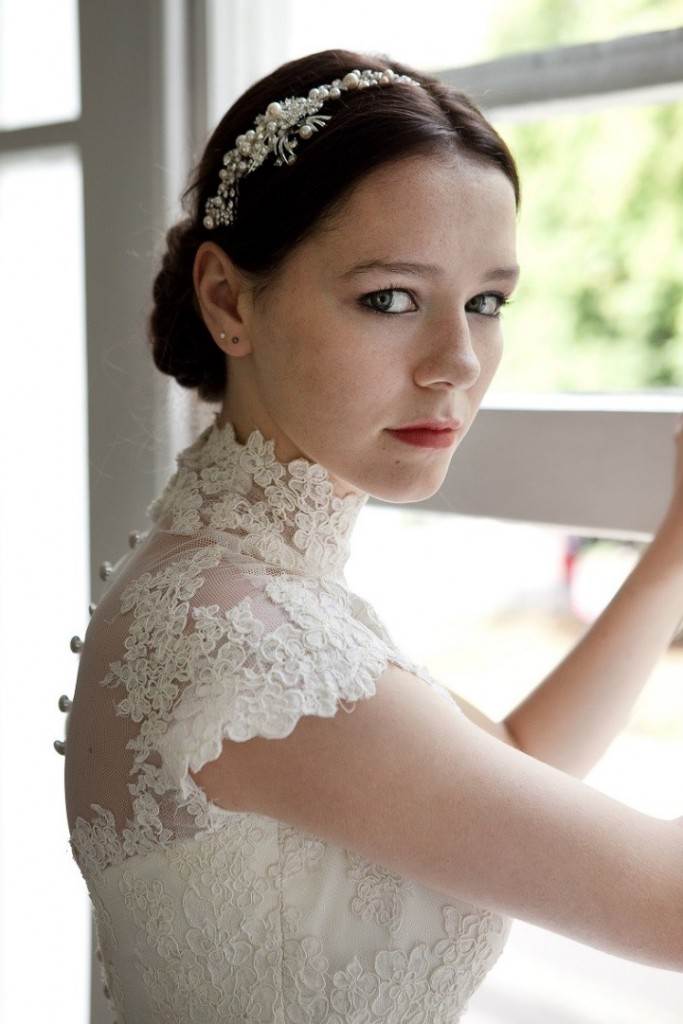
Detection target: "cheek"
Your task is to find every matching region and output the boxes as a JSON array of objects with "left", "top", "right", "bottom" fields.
[
  {"left": 267, "top": 346, "right": 332, "bottom": 417},
  {"left": 479, "top": 331, "right": 504, "bottom": 374},
  {"left": 296, "top": 334, "right": 381, "bottom": 404}
]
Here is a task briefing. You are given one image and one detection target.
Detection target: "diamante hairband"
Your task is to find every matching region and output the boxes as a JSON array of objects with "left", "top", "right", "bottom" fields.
[{"left": 203, "top": 67, "right": 421, "bottom": 230}]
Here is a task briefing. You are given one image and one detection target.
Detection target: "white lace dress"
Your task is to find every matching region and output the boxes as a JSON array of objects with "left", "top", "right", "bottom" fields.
[{"left": 64, "top": 414, "right": 512, "bottom": 1023}]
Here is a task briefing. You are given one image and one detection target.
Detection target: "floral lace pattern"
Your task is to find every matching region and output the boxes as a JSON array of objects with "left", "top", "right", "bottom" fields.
[
  {"left": 145, "top": 416, "right": 368, "bottom": 578},
  {"left": 346, "top": 851, "right": 415, "bottom": 937},
  {"left": 67, "top": 416, "right": 512, "bottom": 1023},
  {"left": 85, "top": 823, "right": 511, "bottom": 1024}
]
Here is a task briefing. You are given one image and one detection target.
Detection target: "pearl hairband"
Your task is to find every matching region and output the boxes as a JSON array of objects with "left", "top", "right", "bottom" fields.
[{"left": 203, "top": 66, "right": 421, "bottom": 231}]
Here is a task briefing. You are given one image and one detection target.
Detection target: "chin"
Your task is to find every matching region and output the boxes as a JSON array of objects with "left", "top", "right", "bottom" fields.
[{"left": 368, "top": 469, "right": 448, "bottom": 505}]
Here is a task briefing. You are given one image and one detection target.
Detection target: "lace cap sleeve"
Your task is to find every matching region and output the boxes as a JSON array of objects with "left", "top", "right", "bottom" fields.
[{"left": 155, "top": 572, "right": 401, "bottom": 802}]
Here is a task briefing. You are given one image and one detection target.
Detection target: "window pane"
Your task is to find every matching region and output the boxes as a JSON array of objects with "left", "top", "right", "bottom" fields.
[
  {"left": 0, "top": 0, "right": 80, "bottom": 128},
  {"left": 484, "top": 0, "right": 683, "bottom": 64},
  {"left": 273, "top": 7, "right": 683, "bottom": 398},
  {"left": 489, "top": 100, "right": 683, "bottom": 395},
  {"left": 284, "top": 0, "right": 683, "bottom": 72},
  {"left": 0, "top": 146, "right": 89, "bottom": 1019},
  {"left": 347, "top": 505, "right": 683, "bottom": 1022},
  {"left": 284, "top": 0, "right": 499, "bottom": 71}
]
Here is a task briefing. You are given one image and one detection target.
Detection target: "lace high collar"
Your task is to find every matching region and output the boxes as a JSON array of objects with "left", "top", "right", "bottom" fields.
[{"left": 146, "top": 414, "right": 370, "bottom": 579}]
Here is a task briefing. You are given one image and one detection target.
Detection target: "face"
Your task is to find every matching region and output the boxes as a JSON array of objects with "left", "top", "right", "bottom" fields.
[{"left": 193, "top": 152, "right": 519, "bottom": 502}]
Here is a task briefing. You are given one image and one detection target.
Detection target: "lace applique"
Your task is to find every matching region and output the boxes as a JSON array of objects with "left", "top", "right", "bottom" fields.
[
  {"left": 110, "top": 845, "right": 510, "bottom": 1024},
  {"left": 146, "top": 418, "right": 368, "bottom": 578},
  {"left": 325, "top": 905, "right": 509, "bottom": 1024},
  {"left": 67, "top": 416, "right": 511, "bottom": 1022},
  {"left": 88, "top": 883, "right": 126, "bottom": 1021},
  {"left": 119, "top": 871, "right": 180, "bottom": 959},
  {"left": 112, "top": 845, "right": 296, "bottom": 1022},
  {"left": 118, "top": 869, "right": 232, "bottom": 1021},
  {"left": 346, "top": 851, "right": 415, "bottom": 937},
  {"left": 155, "top": 570, "right": 446, "bottom": 799},
  {"left": 165, "top": 817, "right": 271, "bottom": 885},
  {"left": 70, "top": 543, "right": 235, "bottom": 877},
  {"left": 276, "top": 823, "right": 327, "bottom": 880},
  {"left": 70, "top": 803, "right": 125, "bottom": 878},
  {"left": 70, "top": 538, "right": 461, "bottom": 881}
]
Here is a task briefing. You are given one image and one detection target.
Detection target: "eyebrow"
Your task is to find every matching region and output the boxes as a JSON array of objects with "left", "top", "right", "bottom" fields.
[{"left": 340, "top": 258, "right": 520, "bottom": 284}]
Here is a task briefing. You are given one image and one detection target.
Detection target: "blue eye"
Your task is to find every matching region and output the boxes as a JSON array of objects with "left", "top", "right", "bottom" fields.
[
  {"left": 468, "top": 292, "right": 512, "bottom": 318},
  {"left": 358, "top": 284, "right": 513, "bottom": 318},
  {"left": 359, "top": 286, "right": 418, "bottom": 316}
]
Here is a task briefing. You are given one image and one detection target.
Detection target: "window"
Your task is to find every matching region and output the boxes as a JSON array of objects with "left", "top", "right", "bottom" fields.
[
  {"left": 2, "top": 2, "right": 679, "bottom": 1019},
  {"left": 0, "top": 2, "right": 88, "bottom": 1017},
  {"left": 492, "top": 100, "right": 683, "bottom": 394}
]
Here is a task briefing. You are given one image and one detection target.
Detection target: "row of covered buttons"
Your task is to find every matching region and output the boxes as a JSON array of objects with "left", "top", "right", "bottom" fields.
[
  {"left": 99, "top": 529, "right": 147, "bottom": 581},
  {"left": 53, "top": 529, "right": 148, "bottom": 755},
  {"left": 62, "top": 533, "right": 149, "bottom": 1023}
]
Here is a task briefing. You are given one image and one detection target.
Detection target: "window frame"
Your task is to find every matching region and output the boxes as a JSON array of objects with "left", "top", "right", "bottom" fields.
[{"left": 2, "top": 6, "right": 681, "bottom": 1021}]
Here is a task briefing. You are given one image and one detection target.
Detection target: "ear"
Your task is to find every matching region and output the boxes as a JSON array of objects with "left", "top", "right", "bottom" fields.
[{"left": 192, "top": 241, "right": 254, "bottom": 352}]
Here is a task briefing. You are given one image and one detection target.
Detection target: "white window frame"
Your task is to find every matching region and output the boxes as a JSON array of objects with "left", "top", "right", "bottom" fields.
[{"left": 2, "top": 5, "right": 680, "bottom": 1020}]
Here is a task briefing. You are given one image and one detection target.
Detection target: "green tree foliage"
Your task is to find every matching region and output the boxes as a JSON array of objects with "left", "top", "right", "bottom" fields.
[{"left": 483, "top": 0, "right": 683, "bottom": 392}]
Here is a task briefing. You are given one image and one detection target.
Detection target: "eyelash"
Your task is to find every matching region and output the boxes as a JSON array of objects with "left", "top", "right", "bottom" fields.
[{"left": 358, "top": 283, "right": 514, "bottom": 319}]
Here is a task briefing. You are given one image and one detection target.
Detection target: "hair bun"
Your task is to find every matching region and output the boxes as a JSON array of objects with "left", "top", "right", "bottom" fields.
[{"left": 147, "top": 218, "right": 226, "bottom": 403}]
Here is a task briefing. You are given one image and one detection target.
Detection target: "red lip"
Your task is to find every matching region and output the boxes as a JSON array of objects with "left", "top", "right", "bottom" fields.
[
  {"left": 387, "top": 427, "right": 459, "bottom": 449},
  {"left": 389, "top": 417, "right": 463, "bottom": 432}
]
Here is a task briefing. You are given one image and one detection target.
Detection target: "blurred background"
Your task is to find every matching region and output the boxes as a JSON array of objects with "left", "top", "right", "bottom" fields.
[{"left": 1, "top": 1, "right": 682, "bottom": 1021}]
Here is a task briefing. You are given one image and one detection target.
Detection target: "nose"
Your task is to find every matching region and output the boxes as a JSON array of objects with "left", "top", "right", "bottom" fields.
[
  {"left": 427, "top": 321, "right": 482, "bottom": 390},
  {"left": 452, "top": 343, "right": 481, "bottom": 389}
]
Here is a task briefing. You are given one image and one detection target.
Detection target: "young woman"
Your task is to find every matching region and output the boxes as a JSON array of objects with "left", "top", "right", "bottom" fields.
[{"left": 64, "top": 47, "right": 683, "bottom": 1023}]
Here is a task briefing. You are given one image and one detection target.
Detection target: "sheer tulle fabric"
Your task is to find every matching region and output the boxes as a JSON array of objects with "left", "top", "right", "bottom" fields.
[{"left": 64, "top": 416, "right": 511, "bottom": 1023}]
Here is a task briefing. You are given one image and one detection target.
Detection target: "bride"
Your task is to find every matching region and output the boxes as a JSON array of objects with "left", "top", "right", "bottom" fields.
[{"left": 64, "top": 46, "right": 683, "bottom": 1024}]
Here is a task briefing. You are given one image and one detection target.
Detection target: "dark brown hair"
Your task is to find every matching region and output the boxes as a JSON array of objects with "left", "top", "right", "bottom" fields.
[{"left": 148, "top": 48, "right": 521, "bottom": 404}]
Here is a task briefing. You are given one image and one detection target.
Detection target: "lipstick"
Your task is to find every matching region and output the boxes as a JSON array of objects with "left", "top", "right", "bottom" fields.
[{"left": 386, "top": 426, "right": 461, "bottom": 449}]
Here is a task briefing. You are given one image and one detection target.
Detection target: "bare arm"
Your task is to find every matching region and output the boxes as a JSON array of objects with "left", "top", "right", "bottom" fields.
[
  {"left": 503, "top": 420, "right": 683, "bottom": 777},
  {"left": 450, "top": 692, "right": 520, "bottom": 748},
  {"left": 504, "top": 522, "right": 683, "bottom": 779},
  {"left": 190, "top": 662, "right": 683, "bottom": 973}
]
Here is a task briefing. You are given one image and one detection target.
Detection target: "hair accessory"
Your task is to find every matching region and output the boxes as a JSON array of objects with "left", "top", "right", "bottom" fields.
[{"left": 203, "top": 67, "right": 421, "bottom": 230}]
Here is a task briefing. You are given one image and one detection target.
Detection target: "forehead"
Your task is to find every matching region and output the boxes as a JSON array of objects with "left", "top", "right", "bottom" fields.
[{"left": 304, "top": 153, "right": 518, "bottom": 274}]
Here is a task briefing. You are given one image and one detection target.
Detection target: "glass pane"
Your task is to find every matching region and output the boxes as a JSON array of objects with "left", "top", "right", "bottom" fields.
[
  {"left": 484, "top": 0, "right": 683, "bottom": 65},
  {"left": 347, "top": 504, "right": 683, "bottom": 1022},
  {"left": 489, "top": 99, "right": 683, "bottom": 395},
  {"left": 0, "top": 146, "right": 89, "bottom": 1018},
  {"left": 0, "top": 0, "right": 80, "bottom": 129},
  {"left": 285, "top": 0, "right": 499, "bottom": 71},
  {"left": 284, "top": 0, "right": 683, "bottom": 72}
]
